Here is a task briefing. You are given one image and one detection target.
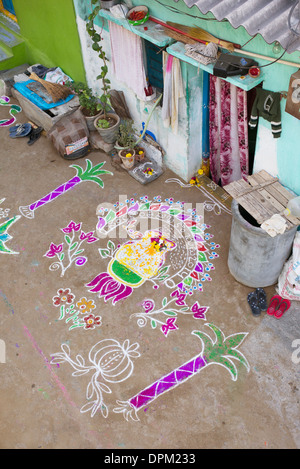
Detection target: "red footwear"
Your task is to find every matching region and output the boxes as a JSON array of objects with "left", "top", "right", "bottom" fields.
[
  {"left": 267, "top": 295, "right": 282, "bottom": 315},
  {"left": 274, "top": 298, "right": 291, "bottom": 318}
]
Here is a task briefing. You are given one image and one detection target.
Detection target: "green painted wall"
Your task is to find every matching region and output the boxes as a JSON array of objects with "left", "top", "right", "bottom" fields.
[{"left": 13, "top": 0, "right": 85, "bottom": 82}]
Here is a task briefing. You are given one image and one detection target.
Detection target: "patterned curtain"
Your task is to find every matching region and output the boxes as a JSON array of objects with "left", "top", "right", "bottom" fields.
[{"left": 209, "top": 76, "right": 249, "bottom": 186}]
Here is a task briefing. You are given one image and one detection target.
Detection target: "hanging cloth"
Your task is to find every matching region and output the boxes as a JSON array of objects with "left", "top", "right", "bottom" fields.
[
  {"left": 209, "top": 75, "right": 249, "bottom": 186},
  {"left": 109, "top": 21, "right": 148, "bottom": 100},
  {"left": 249, "top": 88, "right": 282, "bottom": 138},
  {"left": 162, "top": 52, "right": 184, "bottom": 134}
]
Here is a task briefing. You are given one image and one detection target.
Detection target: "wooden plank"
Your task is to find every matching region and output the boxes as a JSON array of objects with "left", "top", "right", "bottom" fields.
[
  {"left": 224, "top": 179, "right": 250, "bottom": 199},
  {"left": 247, "top": 173, "right": 278, "bottom": 190},
  {"left": 248, "top": 189, "right": 295, "bottom": 228},
  {"left": 231, "top": 179, "right": 272, "bottom": 223},
  {"left": 242, "top": 193, "right": 274, "bottom": 223},
  {"left": 224, "top": 170, "right": 300, "bottom": 226},
  {"left": 253, "top": 172, "right": 300, "bottom": 224},
  {"left": 248, "top": 173, "right": 288, "bottom": 213}
]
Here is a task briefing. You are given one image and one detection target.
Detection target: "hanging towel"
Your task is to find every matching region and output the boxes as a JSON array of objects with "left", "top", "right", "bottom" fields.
[
  {"left": 109, "top": 21, "right": 147, "bottom": 100},
  {"left": 162, "top": 52, "right": 184, "bottom": 134},
  {"left": 249, "top": 88, "right": 282, "bottom": 138}
]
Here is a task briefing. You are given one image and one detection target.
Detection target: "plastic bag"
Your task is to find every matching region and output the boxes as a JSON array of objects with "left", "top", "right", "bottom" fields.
[
  {"left": 277, "top": 231, "right": 300, "bottom": 301},
  {"left": 45, "top": 67, "right": 73, "bottom": 85}
]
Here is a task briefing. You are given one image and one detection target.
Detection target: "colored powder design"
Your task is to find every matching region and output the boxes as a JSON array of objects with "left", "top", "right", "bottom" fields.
[
  {"left": 0, "top": 96, "right": 22, "bottom": 127},
  {"left": 92, "top": 196, "right": 220, "bottom": 303},
  {"left": 87, "top": 230, "right": 176, "bottom": 304},
  {"left": 114, "top": 324, "right": 250, "bottom": 421}
]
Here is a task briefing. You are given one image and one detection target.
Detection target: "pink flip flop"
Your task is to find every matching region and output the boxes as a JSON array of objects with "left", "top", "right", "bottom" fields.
[
  {"left": 274, "top": 298, "right": 291, "bottom": 319},
  {"left": 267, "top": 295, "right": 282, "bottom": 316}
]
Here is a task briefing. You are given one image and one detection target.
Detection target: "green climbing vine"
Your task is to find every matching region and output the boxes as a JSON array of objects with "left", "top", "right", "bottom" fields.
[{"left": 86, "top": 0, "right": 112, "bottom": 120}]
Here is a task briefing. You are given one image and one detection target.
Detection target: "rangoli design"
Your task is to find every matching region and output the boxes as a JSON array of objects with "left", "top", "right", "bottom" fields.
[
  {"left": 166, "top": 177, "right": 232, "bottom": 216},
  {"left": 52, "top": 288, "right": 102, "bottom": 331},
  {"left": 86, "top": 196, "right": 219, "bottom": 304},
  {"left": 130, "top": 296, "right": 209, "bottom": 336},
  {"left": 0, "top": 214, "right": 21, "bottom": 255},
  {"left": 0, "top": 96, "right": 22, "bottom": 127},
  {"left": 0, "top": 198, "right": 10, "bottom": 219},
  {"left": 44, "top": 220, "right": 98, "bottom": 277},
  {"left": 114, "top": 324, "right": 249, "bottom": 421},
  {"left": 51, "top": 338, "right": 140, "bottom": 418},
  {"left": 19, "top": 159, "right": 112, "bottom": 219}
]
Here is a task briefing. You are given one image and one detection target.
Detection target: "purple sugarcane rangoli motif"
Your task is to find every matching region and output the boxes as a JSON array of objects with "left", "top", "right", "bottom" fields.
[
  {"left": 19, "top": 159, "right": 112, "bottom": 219},
  {"left": 113, "top": 324, "right": 250, "bottom": 421}
]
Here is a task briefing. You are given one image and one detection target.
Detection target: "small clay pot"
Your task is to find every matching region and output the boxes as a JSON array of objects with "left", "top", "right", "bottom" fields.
[
  {"left": 135, "top": 147, "right": 145, "bottom": 162},
  {"left": 119, "top": 149, "right": 136, "bottom": 169}
]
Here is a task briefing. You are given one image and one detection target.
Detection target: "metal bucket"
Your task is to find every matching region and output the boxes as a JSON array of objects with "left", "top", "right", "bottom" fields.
[{"left": 228, "top": 200, "right": 297, "bottom": 287}]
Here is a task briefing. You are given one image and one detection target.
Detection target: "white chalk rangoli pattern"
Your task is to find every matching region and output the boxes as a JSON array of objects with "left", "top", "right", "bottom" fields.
[{"left": 51, "top": 339, "right": 140, "bottom": 418}]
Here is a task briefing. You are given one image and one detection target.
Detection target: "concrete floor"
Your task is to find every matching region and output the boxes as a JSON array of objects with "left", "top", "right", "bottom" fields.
[{"left": 0, "top": 100, "right": 299, "bottom": 450}]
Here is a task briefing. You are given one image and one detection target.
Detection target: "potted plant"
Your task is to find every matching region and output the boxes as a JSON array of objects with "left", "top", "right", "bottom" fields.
[
  {"left": 66, "top": 81, "right": 103, "bottom": 131},
  {"left": 86, "top": 0, "right": 120, "bottom": 143},
  {"left": 116, "top": 119, "right": 138, "bottom": 169}
]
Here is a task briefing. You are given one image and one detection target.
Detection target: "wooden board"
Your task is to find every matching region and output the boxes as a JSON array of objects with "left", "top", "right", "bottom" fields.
[
  {"left": 11, "top": 87, "right": 80, "bottom": 131},
  {"left": 224, "top": 170, "right": 300, "bottom": 227}
]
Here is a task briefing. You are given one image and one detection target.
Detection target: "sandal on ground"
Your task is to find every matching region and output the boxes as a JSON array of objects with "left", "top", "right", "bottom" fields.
[
  {"left": 9, "top": 123, "right": 32, "bottom": 138},
  {"left": 27, "top": 126, "right": 43, "bottom": 145},
  {"left": 274, "top": 298, "right": 291, "bottom": 318},
  {"left": 267, "top": 295, "right": 282, "bottom": 315},
  {"left": 256, "top": 287, "right": 268, "bottom": 311},
  {"left": 247, "top": 291, "right": 261, "bottom": 316}
]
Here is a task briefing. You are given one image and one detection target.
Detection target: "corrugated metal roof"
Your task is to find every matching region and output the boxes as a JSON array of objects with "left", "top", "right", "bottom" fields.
[{"left": 173, "top": 0, "right": 300, "bottom": 53}]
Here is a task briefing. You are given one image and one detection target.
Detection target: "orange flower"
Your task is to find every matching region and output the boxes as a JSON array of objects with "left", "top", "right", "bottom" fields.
[{"left": 76, "top": 297, "right": 96, "bottom": 314}]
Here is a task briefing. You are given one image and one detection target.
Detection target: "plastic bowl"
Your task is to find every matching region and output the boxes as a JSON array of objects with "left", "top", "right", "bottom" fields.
[{"left": 127, "top": 6, "right": 149, "bottom": 26}]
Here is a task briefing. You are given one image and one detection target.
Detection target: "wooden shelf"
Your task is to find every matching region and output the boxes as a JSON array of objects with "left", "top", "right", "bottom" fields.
[
  {"left": 99, "top": 9, "right": 174, "bottom": 48},
  {"left": 166, "top": 41, "right": 264, "bottom": 91}
]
